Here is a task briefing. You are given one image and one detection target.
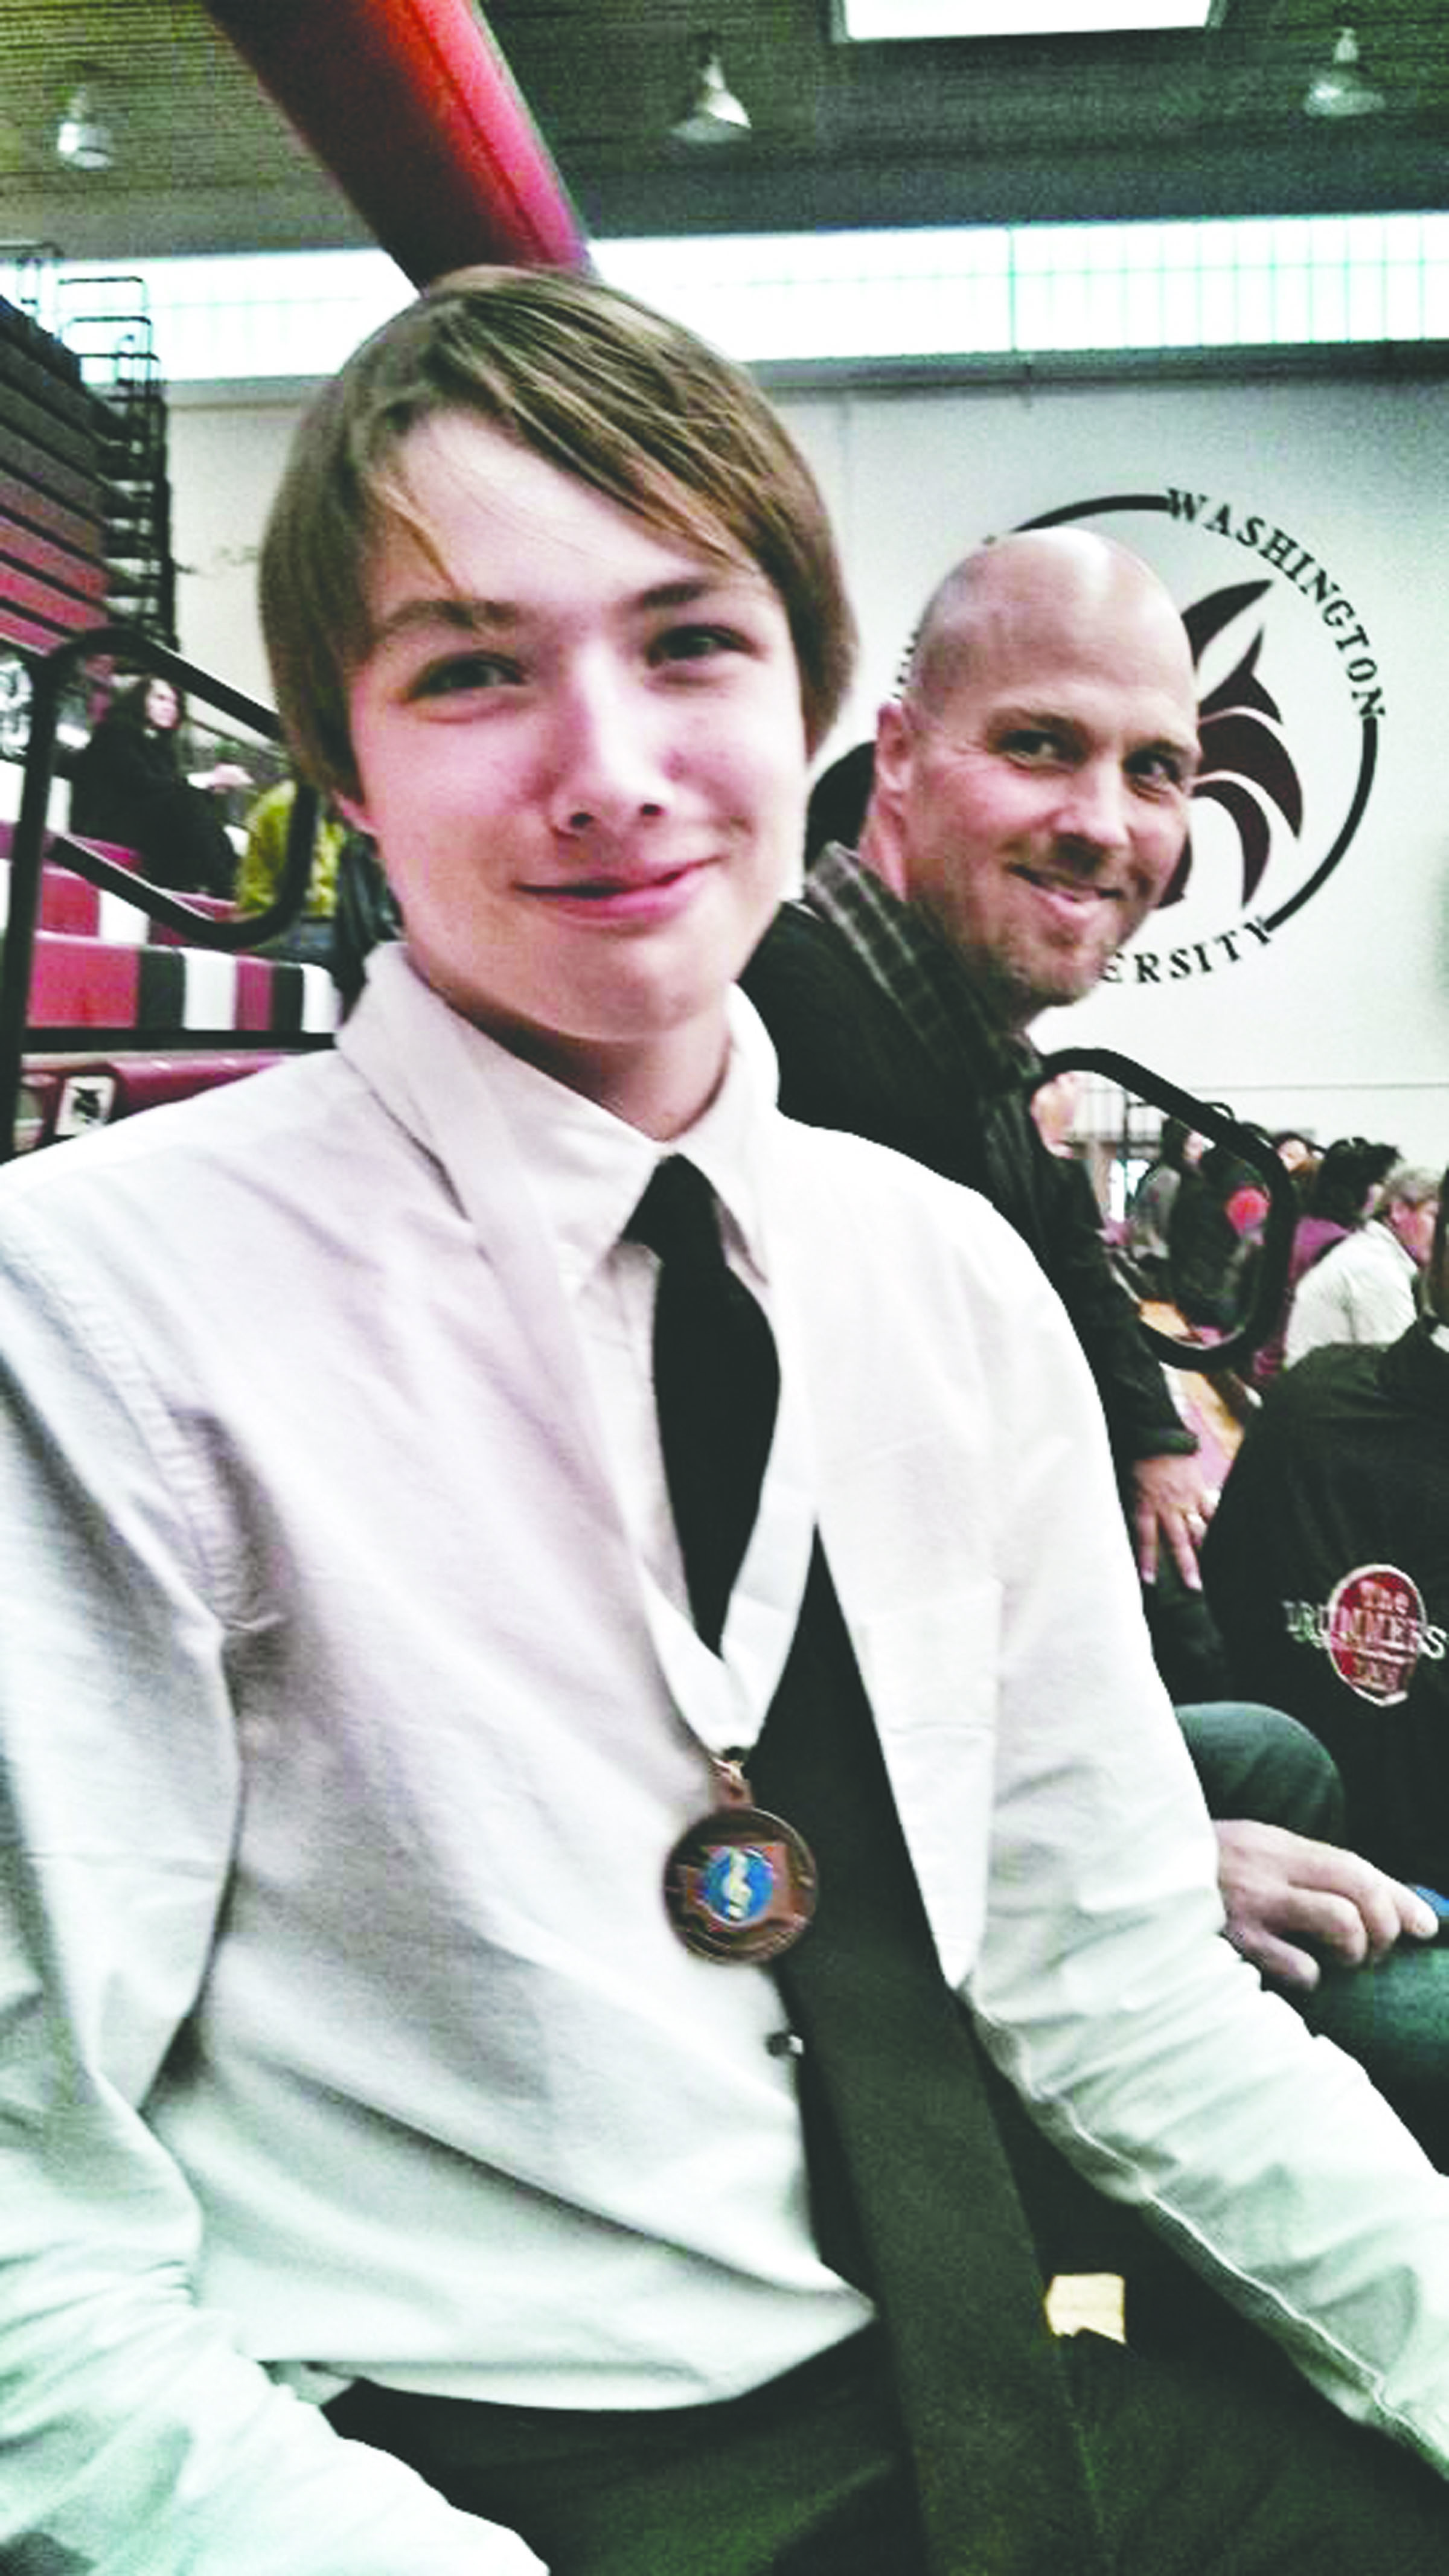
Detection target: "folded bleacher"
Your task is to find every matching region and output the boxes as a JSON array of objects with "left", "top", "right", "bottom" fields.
[
  {"left": 1, "top": 289, "right": 337, "bottom": 1157},
  {"left": 0, "top": 294, "right": 110, "bottom": 662}
]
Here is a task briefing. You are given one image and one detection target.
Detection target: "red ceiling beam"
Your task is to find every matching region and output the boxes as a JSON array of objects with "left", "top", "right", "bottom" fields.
[{"left": 202, "top": 0, "right": 588, "bottom": 284}]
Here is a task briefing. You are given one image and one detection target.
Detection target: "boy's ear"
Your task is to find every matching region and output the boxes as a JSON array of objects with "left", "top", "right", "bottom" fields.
[{"left": 335, "top": 790, "right": 373, "bottom": 835}]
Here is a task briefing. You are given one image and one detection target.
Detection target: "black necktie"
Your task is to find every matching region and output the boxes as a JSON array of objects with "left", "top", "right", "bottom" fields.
[
  {"left": 752, "top": 1547, "right": 1108, "bottom": 2575},
  {"left": 627, "top": 1156, "right": 779, "bottom": 1653},
  {"left": 630, "top": 1154, "right": 1106, "bottom": 2572}
]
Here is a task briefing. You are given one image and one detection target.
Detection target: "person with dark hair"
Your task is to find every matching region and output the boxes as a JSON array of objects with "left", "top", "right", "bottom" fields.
[
  {"left": 68, "top": 672, "right": 248, "bottom": 896},
  {"left": 1272, "top": 1128, "right": 1318, "bottom": 1189},
  {"left": 1166, "top": 1126, "right": 1271, "bottom": 1335},
  {"left": 1249, "top": 1136, "right": 1403, "bottom": 1390},
  {"left": 5, "top": 267, "right": 1449, "bottom": 2575}
]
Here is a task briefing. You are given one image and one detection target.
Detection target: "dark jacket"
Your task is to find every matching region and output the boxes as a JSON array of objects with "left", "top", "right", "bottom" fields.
[
  {"left": 741, "top": 891, "right": 1232, "bottom": 1704},
  {"left": 1203, "top": 1321, "right": 1449, "bottom": 1886},
  {"left": 742, "top": 896, "right": 1192, "bottom": 1477}
]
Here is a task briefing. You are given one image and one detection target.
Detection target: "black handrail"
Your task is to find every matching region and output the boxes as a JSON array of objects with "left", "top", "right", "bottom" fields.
[
  {"left": 1, "top": 624, "right": 321, "bottom": 1165},
  {"left": 1030, "top": 1045, "right": 1296, "bottom": 1376}
]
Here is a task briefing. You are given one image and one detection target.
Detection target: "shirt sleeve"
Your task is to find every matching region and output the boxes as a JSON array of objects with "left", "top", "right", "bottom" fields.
[
  {"left": 959, "top": 1228, "right": 1449, "bottom": 2482},
  {"left": 0, "top": 1219, "right": 545, "bottom": 2576}
]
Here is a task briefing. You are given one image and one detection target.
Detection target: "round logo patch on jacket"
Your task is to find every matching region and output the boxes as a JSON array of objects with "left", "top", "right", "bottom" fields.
[{"left": 1325, "top": 1564, "right": 1432, "bottom": 1707}]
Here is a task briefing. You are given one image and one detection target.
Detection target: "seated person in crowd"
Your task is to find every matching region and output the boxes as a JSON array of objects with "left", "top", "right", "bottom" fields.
[
  {"left": 68, "top": 671, "right": 248, "bottom": 897},
  {"left": 1285, "top": 1159, "right": 1440, "bottom": 1367},
  {"left": 1204, "top": 1168, "right": 1449, "bottom": 2161},
  {"left": 1207, "top": 1164, "right": 1449, "bottom": 1894},
  {"left": 1120, "top": 1116, "right": 1205, "bottom": 1300},
  {"left": 1250, "top": 1133, "right": 1400, "bottom": 1391},
  {"left": 237, "top": 774, "right": 350, "bottom": 968},
  {"left": 1273, "top": 1128, "right": 1319, "bottom": 1194},
  {"left": 1165, "top": 1128, "right": 1268, "bottom": 1334},
  {"left": 8, "top": 266, "right": 1449, "bottom": 2576},
  {"left": 744, "top": 529, "right": 1426, "bottom": 1992}
]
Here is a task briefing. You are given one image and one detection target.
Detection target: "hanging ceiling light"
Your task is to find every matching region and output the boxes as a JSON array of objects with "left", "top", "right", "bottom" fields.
[
  {"left": 671, "top": 34, "right": 752, "bottom": 146},
  {"left": 56, "top": 75, "right": 115, "bottom": 171},
  {"left": 1303, "top": 25, "right": 1385, "bottom": 119}
]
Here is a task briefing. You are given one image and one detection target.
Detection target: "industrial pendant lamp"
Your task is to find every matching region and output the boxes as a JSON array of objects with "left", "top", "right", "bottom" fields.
[
  {"left": 55, "top": 74, "right": 115, "bottom": 171},
  {"left": 1303, "top": 26, "right": 1384, "bottom": 119},
  {"left": 671, "top": 34, "right": 752, "bottom": 145}
]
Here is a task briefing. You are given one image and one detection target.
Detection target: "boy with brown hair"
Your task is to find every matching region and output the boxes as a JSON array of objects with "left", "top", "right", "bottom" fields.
[{"left": 2, "top": 267, "right": 1449, "bottom": 2574}]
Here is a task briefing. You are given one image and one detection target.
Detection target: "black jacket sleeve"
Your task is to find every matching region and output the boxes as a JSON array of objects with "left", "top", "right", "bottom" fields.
[{"left": 743, "top": 904, "right": 1194, "bottom": 1473}]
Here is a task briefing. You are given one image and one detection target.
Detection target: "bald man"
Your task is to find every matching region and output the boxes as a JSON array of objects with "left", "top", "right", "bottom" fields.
[
  {"left": 746, "top": 535, "right": 1211, "bottom": 1617},
  {"left": 743, "top": 531, "right": 1434, "bottom": 1993}
]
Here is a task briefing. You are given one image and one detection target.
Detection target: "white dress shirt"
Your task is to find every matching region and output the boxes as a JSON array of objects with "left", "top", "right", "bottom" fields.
[{"left": 5, "top": 944, "right": 1449, "bottom": 2576}]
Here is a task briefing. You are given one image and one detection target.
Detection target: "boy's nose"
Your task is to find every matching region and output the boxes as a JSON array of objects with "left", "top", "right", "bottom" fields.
[{"left": 547, "top": 664, "right": 673, "bottom": 836}]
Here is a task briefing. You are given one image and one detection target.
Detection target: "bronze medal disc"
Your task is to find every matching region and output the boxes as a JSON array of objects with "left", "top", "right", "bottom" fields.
[{"left": 664, "top": 1802, "right": 819, "bottom": 1963}]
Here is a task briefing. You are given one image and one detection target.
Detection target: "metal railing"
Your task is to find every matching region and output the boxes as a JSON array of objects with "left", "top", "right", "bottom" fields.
[{"left": 1, "top": 625, "right": 322, "bottom": 1164}]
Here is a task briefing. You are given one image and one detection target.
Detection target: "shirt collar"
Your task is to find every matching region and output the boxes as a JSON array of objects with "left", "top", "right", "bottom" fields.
[
  {"left": 1367, "top": 1215, "right": 1415, "bottom": 1271},
  {"left": 804, "top": 842, "right": 1034, "bottom": 1090},
  {"left": 344, "top": 945, "right": 779, "bottom": 1300}
]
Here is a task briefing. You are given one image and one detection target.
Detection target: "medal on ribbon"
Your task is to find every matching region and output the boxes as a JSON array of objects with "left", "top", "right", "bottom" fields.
[{"left": 664, "top": 1753, "right": 818, "bottom": 1963}]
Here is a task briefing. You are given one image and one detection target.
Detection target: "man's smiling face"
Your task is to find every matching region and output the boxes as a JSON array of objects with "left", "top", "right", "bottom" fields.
[{"left": 871, "top": 536, "right": 1199, "bottom": 1034}]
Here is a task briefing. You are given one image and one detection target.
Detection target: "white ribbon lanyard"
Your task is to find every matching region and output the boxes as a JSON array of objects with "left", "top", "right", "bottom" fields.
[{"left": 635, "top": 1326, "right": 819, "bottom": 1764}]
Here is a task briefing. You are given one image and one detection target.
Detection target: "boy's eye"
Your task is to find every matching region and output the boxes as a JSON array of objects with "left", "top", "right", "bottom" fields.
[
  {"left": 407, "top": 651, "right": 522, "bottom": 700},
  {"left": 652, "top": 622, "right": 748, "bottom": 667}
]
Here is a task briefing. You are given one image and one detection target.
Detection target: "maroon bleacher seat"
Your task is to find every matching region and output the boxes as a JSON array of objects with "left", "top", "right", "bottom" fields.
[
  {"left": 1, "top": 830, "right": 338, "bottom": 1152},
  {"left": 20, "top": 925, "right": 337, "bottom": 1043},
  {"left": 14, "top": 1051, "right": 292, "bottom": 1154}
]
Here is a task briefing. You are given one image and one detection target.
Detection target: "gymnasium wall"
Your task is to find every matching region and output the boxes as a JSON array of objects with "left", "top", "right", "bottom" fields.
[{"left": 165, "top": 360, "right": 1449, "bottom": 1162}]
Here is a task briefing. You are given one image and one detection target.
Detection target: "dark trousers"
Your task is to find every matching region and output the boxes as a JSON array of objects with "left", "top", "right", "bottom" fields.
[
  {"left": 327, "top": 2322, "right": 1449, "bottom": 2573},
  {"left": 1175, "top": 1696, "right": 1346, "bottom": 1840},
  {"left": 1174, "top": 1688, "right": 1449, "bottom": 2174}
]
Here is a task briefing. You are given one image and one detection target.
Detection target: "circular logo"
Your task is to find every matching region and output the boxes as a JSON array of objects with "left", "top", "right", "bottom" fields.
[
  {"left": 664, "top": 1803, "right": 819, "bottom": 1963},
  {"left": 702, "top": 1843, "right": 776, "bottom": 1925},
  {"left": 1324, "top": 1562, "right": 1427, "bottom": 1707},
  {"left": 1012, "top": 488, "right": 1383, "bottom": 988}
]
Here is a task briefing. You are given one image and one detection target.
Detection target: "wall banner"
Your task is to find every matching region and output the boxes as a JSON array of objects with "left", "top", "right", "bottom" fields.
[{"left": 1014, "top": 490, "right": 1383, "bottom": 992}]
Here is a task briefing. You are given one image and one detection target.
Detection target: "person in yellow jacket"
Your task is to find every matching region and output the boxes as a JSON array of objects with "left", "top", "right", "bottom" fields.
[{"left": 237, "top": 776, "right": 347, "bottom": 968}]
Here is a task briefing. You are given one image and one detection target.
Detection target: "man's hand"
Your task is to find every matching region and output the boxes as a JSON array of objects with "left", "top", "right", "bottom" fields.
[
  {"left": 1215, "top": 1818, "right": 1440, "bottom": 1990},
  {"left": 1133, "top": 1451, "right": 1218, "bottom": 1590}
]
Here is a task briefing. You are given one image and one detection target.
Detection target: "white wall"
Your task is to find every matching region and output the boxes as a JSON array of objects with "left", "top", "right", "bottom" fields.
[
  {"left": 775, "top": 369, "right": 1449, "bottom": 1165},
  {"left": 167, "top": 365, "right": 1449, "bottom": 1165}
]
